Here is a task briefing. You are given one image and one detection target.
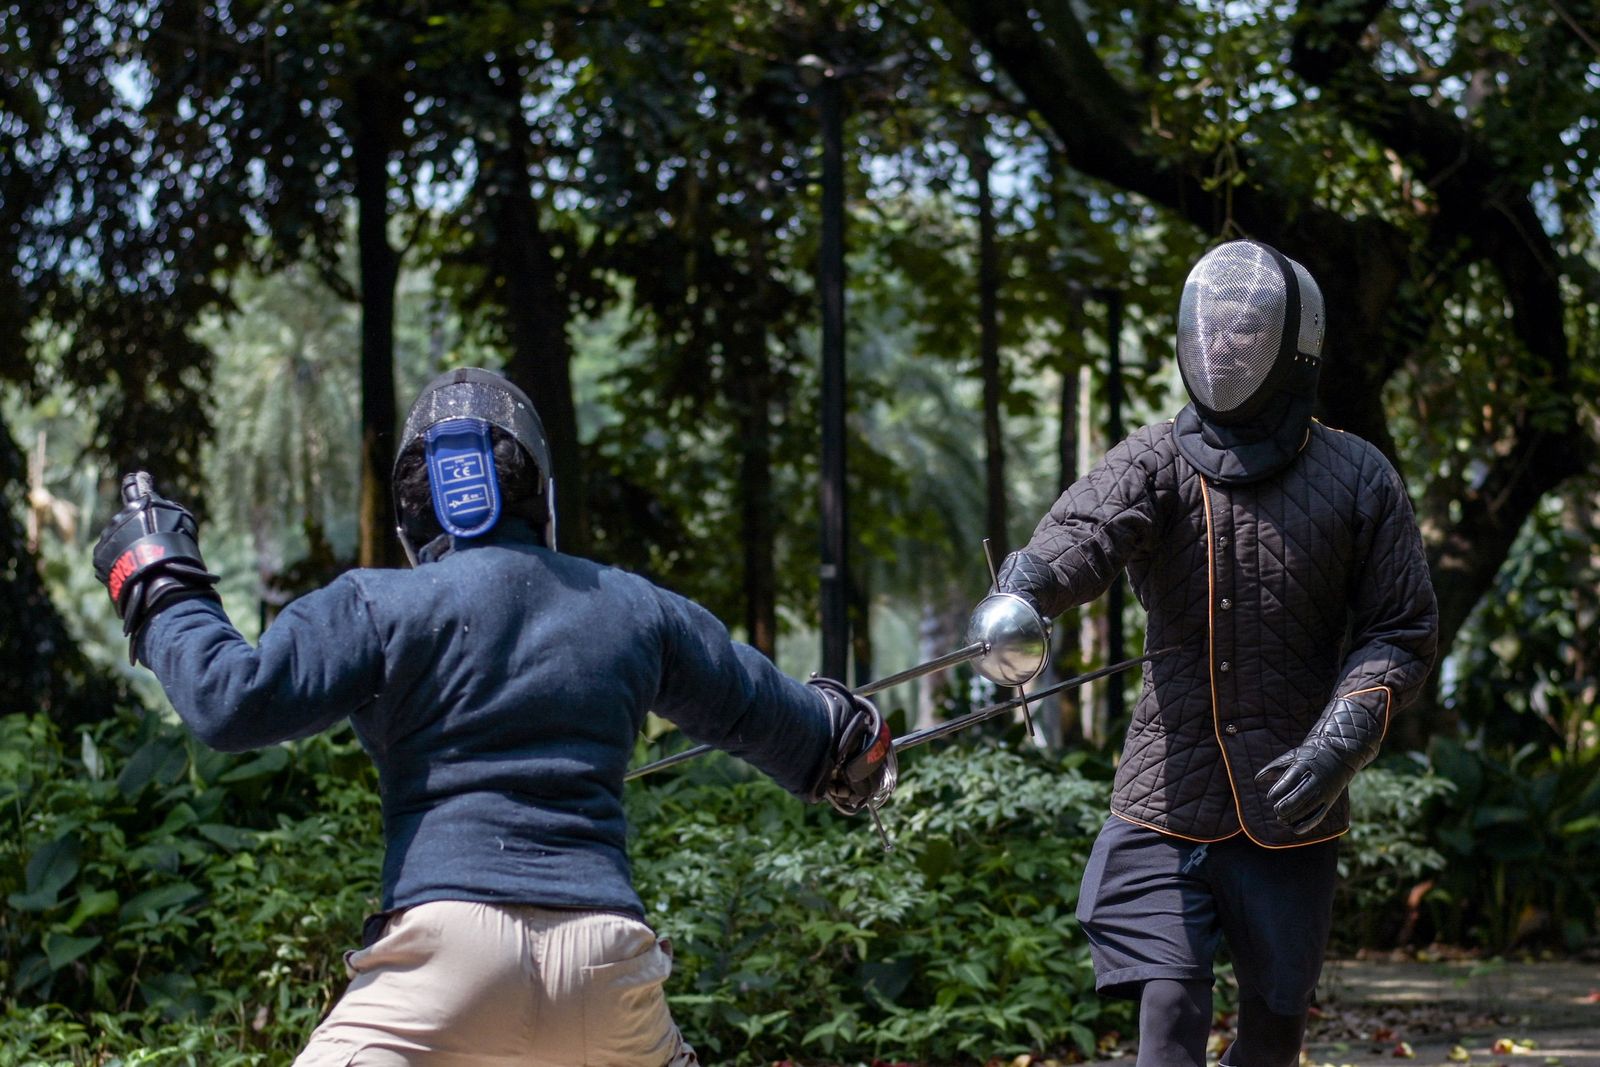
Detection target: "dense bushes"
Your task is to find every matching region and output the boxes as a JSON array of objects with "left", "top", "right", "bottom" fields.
[
  {"left": 2, "top": 710, "right": 1481, "bottom": 1065},
  {"left": 1418, "top": 738, "right": 1600, "bottom": 950},
  {"left": 0, "top": 713, "right": 382, "bottom": 1066},
  {"left": 627, "top": 746, "right": 1119, "bottom": 1064}
]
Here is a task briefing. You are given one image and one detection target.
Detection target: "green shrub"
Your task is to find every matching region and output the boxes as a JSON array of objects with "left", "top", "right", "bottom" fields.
[
  {"left": 0, "top": 711, "right": 382, "bottom": 1064},
  {"left": 1331, "top": 761, "right": 1454, "bottom": 949},
  {"left": 5, "top": 707, "right": 1511, "bottom": 1066},
  {"left": 1419, "top": 737, "right": 1600, "bottom": 951},
  {"left": 627, "top": 744, "right": 1125, "bottom": 1065},
  {"left": 4, "top": 711, "right": 1126, "bottom": 1066}
]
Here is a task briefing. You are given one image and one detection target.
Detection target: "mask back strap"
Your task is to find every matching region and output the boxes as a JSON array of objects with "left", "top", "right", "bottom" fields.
[{"left": 425, "top": 418, "right": 502, "bottom": 539}]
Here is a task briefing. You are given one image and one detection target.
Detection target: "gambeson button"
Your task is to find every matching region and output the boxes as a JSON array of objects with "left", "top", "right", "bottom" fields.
[
  {"left": 1217, "top": 535, "right": 1229, "bottom": 548},
  {"left": 1218, "top": 660, "right": 1231, "bottom": 672},
  {"left": 1219, "top": 598, "right": 1232, "bottom": 611},
  {"left": 1224, "top": 723, "right": 1239, "bottom": 736}
]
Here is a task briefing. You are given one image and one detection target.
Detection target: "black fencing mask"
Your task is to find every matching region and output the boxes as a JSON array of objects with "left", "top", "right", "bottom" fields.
[
  {"left": 392, "top": 367, "right": 556, "bottom": 564},
  {"left": 1173, "top": 240, "right": 1325, "bottom": 484}
]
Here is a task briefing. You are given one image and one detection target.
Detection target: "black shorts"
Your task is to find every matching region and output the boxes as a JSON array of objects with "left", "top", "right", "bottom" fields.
[{"left": 1075, "top": 813, "right": 1340, "bottom": 1015}]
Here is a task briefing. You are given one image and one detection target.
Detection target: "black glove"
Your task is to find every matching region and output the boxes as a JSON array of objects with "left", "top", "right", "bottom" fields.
[
  {"left": 92, "top": 472, "right": 220, "bottom": 662},
  {"left": 992, "top": 550, "right": 1049, "bottom": 616},
  {"left": 1255, "top": 697, "right": 1381, "bottom": 834},
  {"left": 807, "top": 677, "right": 898, "bottom": 816}
]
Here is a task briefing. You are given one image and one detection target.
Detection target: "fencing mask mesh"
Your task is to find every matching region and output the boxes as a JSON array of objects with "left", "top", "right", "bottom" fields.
[
  {"left": 1172, "top": 239, "right": 1327, "bottom": 484},
  {"left": 1177, "top": 241, "right": 1297, "bottom": 423}
]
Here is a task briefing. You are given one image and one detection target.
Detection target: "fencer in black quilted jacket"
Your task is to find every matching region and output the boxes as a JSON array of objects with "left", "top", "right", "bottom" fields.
[{"left": 991, "top": 241, "right": 1438, "bottom": 1067}]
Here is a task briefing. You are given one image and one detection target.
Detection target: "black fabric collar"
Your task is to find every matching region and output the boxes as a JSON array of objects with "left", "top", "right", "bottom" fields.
[
  {"left": 1173, "top": 391, "right": 1314, "bottom": 485},
  {"left": 417, "top": 517, "right": 543, "bottom": 564}
]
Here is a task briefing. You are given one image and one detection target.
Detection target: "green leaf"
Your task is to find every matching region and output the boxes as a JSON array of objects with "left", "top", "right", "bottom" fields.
[
  {"left": 43, "top": 932, "right": 102, "bottom": 970},
  {"left": 7, "top": 835, "right": 82, "bottom": 911},
  {"left": 218, "top": 746, "right": 291, "bottom": 783},
  {"left": 120, "top": 882, "right": 203, "bottom": 921},
  {"left": 80, "top": 731, "right": 106, "bottom": 780},
  {"left": 197, "top": 823, "right": 256, "bottom": 851},
  {"left": 64, "top": 888, "right": 120, "bottom": 931},
  {"left": 118, "top": 737, "right": 189, "bottom": 797},
  {"left": 153, "top": 802, "right": 199, "bottom": 837}
]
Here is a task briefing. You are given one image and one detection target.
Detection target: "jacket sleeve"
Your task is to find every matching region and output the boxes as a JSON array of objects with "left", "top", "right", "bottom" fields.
[
  {"left": 1312, "top": 454, "right": 1440, "bottom": 754},
  {"left": 135, "top": 574, "right": 386, "bottom": 752},
  {"left": 647, "top": 586, "right": 834, "bottom": 799},
  {"left": 997, "top": 430, "right": 1164, "bottom": 618}
]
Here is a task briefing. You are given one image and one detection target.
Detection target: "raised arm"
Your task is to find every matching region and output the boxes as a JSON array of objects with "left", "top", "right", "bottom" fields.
[
  {"left": 135, "top": 577, "right": 387, "bottom": 752},
  {"left": 996, "top": 429, "right": 1166, "bottom": 617}
]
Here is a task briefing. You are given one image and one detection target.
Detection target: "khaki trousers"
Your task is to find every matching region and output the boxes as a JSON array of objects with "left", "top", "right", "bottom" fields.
[{"left": 293, "top": 901, "right": 699, "bottom": 1067}]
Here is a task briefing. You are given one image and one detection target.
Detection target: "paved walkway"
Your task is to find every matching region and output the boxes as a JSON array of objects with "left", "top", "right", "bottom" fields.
[{"left": 1301, "top": 959, "right": 1600, "bottom": 1066}]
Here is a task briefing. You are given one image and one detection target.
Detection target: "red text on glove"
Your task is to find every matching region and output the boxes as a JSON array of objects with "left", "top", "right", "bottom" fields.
[{"left": 109, "top": 543, "right": 167, "bottom": 603}]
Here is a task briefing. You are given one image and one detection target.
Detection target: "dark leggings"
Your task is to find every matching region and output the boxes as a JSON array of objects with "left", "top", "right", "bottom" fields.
[
  {"left": 1219, "top": 992, "right": 1308, "bottom": 1067},
  {"left": 1136, "top": 979, "right": 1211, "bottom": 1067},
  {"left": 1135, "top": 982, "right": 1308, "bottom": 1067}
]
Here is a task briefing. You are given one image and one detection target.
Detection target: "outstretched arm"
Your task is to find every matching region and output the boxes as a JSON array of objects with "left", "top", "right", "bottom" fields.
[
  {"left": 94, "top": 473, "right": 386, "bottom": 752},
  {"left": 644, "top": 588, "right": 893, "bottom": 813},
  {"left": 996, "top": 431, "right": 1165, "bottom": 617},
  {"left": 137, "top": 578, "right": 386, "bottom": 752},
  {"left": 647, "top": 588, "right": 835, "bottom": 798}
]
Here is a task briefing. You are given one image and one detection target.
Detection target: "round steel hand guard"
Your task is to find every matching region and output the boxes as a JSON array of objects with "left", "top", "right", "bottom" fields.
[{"left": 964, "top": 592, "right": 1051, "bottom": 687}]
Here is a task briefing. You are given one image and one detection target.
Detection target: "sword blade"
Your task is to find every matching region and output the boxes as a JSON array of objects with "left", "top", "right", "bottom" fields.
[
  {"left": 854, "top": 641, "right": 984, "bottom": 697},
  {"left": 891, "top": 647, "right": 1173, "bottom": 754},
  {"left": 624, "top": 641, "right": 989, "bottom": 782}
]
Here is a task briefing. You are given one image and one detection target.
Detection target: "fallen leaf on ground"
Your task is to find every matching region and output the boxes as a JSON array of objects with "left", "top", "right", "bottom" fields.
[{"left": 1491, "top": 1038, "right": 1539, "bottom": 1054}]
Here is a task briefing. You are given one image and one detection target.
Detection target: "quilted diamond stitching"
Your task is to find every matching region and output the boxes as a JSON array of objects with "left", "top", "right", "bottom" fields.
[{"left": 1012, "top": 419, "right": 1438, "bottom": 845}]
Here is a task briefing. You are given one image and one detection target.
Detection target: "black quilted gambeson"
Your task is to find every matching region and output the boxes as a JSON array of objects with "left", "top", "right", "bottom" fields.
[{"left": 997, "top": 419, "right": 1438, "bottom": 846}]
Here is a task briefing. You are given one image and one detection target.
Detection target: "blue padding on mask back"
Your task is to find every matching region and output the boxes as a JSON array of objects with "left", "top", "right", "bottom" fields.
[{"left": 425, "top": 418, "right": 501, "bottom": 538}]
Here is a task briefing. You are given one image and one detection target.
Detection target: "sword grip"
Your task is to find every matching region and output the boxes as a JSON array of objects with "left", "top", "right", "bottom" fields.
[{"left": 121, "top": 471, "right": 154, "bottom": 505}]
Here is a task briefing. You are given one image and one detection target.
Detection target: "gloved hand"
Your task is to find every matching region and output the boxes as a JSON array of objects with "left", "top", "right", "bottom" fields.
[
  {"left": 992, "top": 550, "right": 1052, "bottom": 617},
  {"left": 807, "top": 677, "right": 897, "bottom": 816},
  {"left": 92, "top": 472, "right": 220, "bottom": 662},
  {"left": 1255, "top": 698, "right": 1379, "bottom": 834}
]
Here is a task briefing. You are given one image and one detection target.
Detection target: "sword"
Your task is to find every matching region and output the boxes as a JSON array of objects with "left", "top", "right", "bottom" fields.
[
  {"left": 624, "top": 640, "right": 989, "bottom": 782},
  {"left": 891, "top": 646, "right": 1173, "bottom": 754},
  {"left": 842, "top": 645, "right": 1173, "bottom": 851}
]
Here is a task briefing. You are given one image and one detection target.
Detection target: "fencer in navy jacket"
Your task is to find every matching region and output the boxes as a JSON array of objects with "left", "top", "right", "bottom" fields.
[{"left": 134, "top": 516, "right": 835, "bottom": 921}]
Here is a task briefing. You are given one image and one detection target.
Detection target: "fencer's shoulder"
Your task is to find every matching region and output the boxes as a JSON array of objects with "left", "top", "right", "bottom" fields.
[
  {"left": 1305, "top": 421, "right": 1408, "bottom": 496},
  {"left": 1308, "top": 419, "right": 1392, "bottom": 466},
  {"left": 1101, "top": 420, "right": 1184, "bottom": 477},
  {"left": 1107, "top": 420, "right": 1180, "bottom": 458}
]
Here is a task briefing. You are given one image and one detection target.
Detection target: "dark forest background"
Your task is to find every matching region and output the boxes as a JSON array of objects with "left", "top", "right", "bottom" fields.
[{"left": 2, "top": 1, "right": 1598, "bottom": 1063}]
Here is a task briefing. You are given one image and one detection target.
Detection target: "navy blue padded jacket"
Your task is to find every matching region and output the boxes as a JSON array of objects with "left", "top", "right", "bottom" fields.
[{"left": 137, "top": 521, "right": 835, "bottom": 918}]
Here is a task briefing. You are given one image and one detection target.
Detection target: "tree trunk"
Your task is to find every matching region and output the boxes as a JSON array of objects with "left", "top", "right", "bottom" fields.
[
  {"left": 973, "top": 134, "right": 1007, "bottom": 557},
  {"left": 731, "top": 324, "right": 778, "bottom": 657},
  {"left": 1050, "top": 313, "right": 1085, "bottom": 747},
  {"left": 479, "top": 70, "right": 587, "bottom": 555},
  {"left": 351, "top": 75, "right": 402, "bottom": 570},
  {"left": 851, "top": 564, "right": 873, "bottom": 690},
  {"left": 0, "top": 421, "right": 118, "bottom": 726}
]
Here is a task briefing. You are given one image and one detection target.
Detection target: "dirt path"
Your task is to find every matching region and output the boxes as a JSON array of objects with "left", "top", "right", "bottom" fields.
[{"left": 1299, "top": 958, "right": 1600, "bottom": 1066}]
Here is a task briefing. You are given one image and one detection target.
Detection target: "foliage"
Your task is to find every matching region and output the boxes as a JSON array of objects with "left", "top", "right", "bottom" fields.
[
  {"left": 0, "top": 712, "right": 383, "bottom": 1064},
  {"left": 1443, "top": 483, "right": 1600, "bottom": 752},
  {"left": 1331, "top": 760, "right": 1455, "bottom": 950},
  {"left": 1419, "top": 736, "right": 1600, "bottom": 953},
  {"left": 628, "top": 745, "right": 1121, "bottom": 1064},
  {"left": 0, "top": 704, "right": 1573, "bottom": 1063}
]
